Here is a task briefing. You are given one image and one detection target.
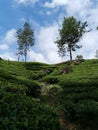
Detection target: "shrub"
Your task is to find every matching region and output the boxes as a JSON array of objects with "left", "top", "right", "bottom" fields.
[
  {"left": 42, "top": 76, "right": 59, "bottom": 84},
  {"left": 60, "top": 66, "right": 72, "bottom": 75},
  {"left": 0, "top": 92, "right": 60, "bottom": 130},
  {"left": 30, "top": 71, "right": 45, "bottom": 80},
  {"left": 48, "top": 87, "right": 58, "bottom": 94},
  {"left": 75, "top": 55, "right": 84, "bottom": 61},
  {"left": 74, "top": 100, "right": 98, "bottom": 129},
  {"left": 25, "top": 81, "right": 41, "bottom": 98},
  {"left": 44, "top": 68, "right": 54, "bottom": 74},
  {"left": 59, "top": 80, "right": 98, "bottom": 129},
  {"left": 15, "top": 77, "right": 41, "bottom": 98}
]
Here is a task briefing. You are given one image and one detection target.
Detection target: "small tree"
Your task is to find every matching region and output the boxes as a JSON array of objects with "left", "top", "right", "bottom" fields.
[
  {"left": 16, "top": 22, "right": 34, "bottom": 62},
  {"left": 55, "top": 16, "right": 88, "bottom": 62},
  {"left": 76, "top": 55, "right": 84, "bottom": 61}
]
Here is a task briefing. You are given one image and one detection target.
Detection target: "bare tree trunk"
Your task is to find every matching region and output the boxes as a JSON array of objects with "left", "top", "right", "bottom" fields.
[
  {"left": 18, "top": 55, "right": 20, "bottom": 62},
  {"left": 24, "top": 48, "right": 27, "bottom": 63},
  {"left": 25, "top": 53, "right": 26, "bottom": 63},
  {"left": 69, "top": 49, "right": 72, "bottom": 62}
]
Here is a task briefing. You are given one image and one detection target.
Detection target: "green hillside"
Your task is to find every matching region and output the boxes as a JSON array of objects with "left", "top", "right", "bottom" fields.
[{"left": 0, "top": 59, "right": 98, "bottom": 130}]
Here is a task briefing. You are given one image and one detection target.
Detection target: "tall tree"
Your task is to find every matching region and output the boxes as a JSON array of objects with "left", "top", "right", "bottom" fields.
[
  {"left": 16, "top": 22, "right": 34, "bottom": 62},
  {"left": 55, "top": 16, "right": 88, "bottom": 62}
]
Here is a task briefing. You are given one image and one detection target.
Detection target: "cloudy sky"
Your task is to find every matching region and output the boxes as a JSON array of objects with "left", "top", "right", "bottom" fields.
[{"left": 0, "top": 0, "right": 98, "bottom": 63}]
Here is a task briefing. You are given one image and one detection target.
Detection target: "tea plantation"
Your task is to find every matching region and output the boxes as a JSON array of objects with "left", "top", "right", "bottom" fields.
[{"left": 0, "top": 59, "right": 98, "bottom": 130}]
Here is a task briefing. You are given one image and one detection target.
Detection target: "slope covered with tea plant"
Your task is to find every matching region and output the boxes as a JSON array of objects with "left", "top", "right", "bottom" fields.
[{"left": 0, "top": 59, "right": 98, "bottom": 130}]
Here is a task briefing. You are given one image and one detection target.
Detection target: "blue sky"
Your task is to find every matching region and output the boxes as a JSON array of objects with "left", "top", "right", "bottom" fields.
[{"left": 0, "top": 0, "right": 98, "bottom": 63}]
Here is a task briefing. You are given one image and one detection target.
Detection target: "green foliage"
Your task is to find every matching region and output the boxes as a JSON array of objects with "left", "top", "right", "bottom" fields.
[
  {"left": 42, "top": 75, "right": 59, "bottom": 84},
  {"left": 16, "top": 22, "right": 34, "bottom": 62},
  {"left": 1, "top": 59, "right": 98, "bottom": 129},
  {"left": 25, "top": 81, "right": 41, "bottom": 98},
  {"left": 30, "top": 71, "right": 46, "bottom": 80},
  {"left": 75, "top": 55, "right": 84, "bottom": 61},
  {"left": 55, "top": 16, "right": 88, "bottom": 61},
  {"left": 0, "top": 61, "right": 45, "bottom": 97},
  {"left": 24, "top": 62, "right": 49, "bottom": 70},
  {"left": 60, "top": 80, "right": 98, "bottom": 129},
  {"left": 0, "top": 92, "right": 60, "bottom": 130}
]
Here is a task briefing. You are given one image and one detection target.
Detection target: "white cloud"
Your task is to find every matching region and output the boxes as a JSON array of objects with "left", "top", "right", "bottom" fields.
[
  {"left": 44, "top": 0, "right": 68, "bottom": 8},
  {"left": 61, "top": 0, "right": 98, "bottom": 27},
  {"left": 28, "top": 50, "right": 47, "bottom": 63},
  {"left": 14, "top": 0, "right": 38, "bottom": 5},
  {"left": 86, "top": 8, "right": 98, "bottom": 28},
  {"left": 36, "top": 23, "right": 62, "bottom": 64},
  {"left": 0, "top": 44, "right": 9, "bottom": 50},
  {"left": 4, "top": 29, "right": 17, "bottom": 44},
  {"left": 78, "top": 30, "right": 98, "bottom": 59},
  {"left": 0, "top": 29, "right": 17, "bottom": 60},
  {"left": 66, "top": 0, "right": 92, "bottom": 16},
  {"left": 0, "top": 52, "right": 16, "bottom": 61},
  {"left": 0, "top": 29, "right": 17, "bottom": 50}
]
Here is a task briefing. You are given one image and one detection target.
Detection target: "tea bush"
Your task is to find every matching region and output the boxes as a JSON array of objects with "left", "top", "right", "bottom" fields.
[
  {"left": 30, "top": 71, "right": 46, "bottom": 80},
  {"left": 26, "top": 81, "right": 41, "bottom": 98},
  {"left": 60, "top": 81, "right": 98, "bottom": 129},
  {"left": 42, "top": 76, "right": 59, "bottom": 84},
  {"left": 0, "top": 92, "right": 60, "bottom": 130}
]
